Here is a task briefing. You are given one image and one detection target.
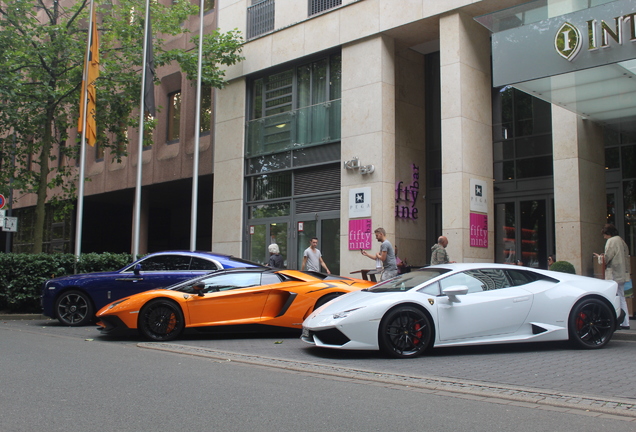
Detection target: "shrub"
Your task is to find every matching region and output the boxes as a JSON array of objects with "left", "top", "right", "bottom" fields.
[
  {"left": 0, "top": 253, "right": 133, "bottom": 313},
  {"left": 549, "top": 260, "right": 576, "bottom": 274}
]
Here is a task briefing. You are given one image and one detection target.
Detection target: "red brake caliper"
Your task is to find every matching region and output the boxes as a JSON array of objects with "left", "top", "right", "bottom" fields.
[
  {"left": 576, "top": 312, "right": 587, "bottom": 331},
  {"left": 413, "top": 323, "right": 422, "bottom": 344}
]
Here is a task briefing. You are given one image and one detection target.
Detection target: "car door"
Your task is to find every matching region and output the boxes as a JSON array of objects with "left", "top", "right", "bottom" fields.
[
  {"left": 184, "top": 272, "right": 276, "bottom": 326},
  {"left": 436, "top": 269, "right": 533, "bottom": 341}
]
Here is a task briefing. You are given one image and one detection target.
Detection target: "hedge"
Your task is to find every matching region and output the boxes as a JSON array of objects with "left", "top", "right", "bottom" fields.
[
  {"left": 549, "top": 260, "right": 576, "bottom": 274},
  {"left": 0, "top": 253, "right": 133, "bottom": 313}
]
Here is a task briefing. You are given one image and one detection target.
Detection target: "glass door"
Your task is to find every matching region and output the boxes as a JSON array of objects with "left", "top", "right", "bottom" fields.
[
  {"left": 247, "top": 220, "right": 288, "bottom": 267},
  {"left": 294, "top": 212, "right": 340, "bottom": 274},
  {"left": 495, "top": 198, "right": 554, "bottom": 269}
]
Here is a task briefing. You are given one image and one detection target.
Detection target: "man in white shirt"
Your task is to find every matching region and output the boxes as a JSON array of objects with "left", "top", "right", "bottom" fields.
[{"left": 301, "top": 237, "right": 331, "bottom": 274}]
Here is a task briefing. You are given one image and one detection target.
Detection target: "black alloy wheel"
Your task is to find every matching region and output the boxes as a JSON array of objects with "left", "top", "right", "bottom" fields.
[
  {"left": 138, "top": 299, "right": 185, "bottom": 341},
  {"left": 568, "top": 297, "right": 615, "bottom": 349},
  {"left": 55, "top": 290, "right": 94, "bottom": 326},
  {"left": 379, "top": 306, "right": 432, "bottom": 358}
]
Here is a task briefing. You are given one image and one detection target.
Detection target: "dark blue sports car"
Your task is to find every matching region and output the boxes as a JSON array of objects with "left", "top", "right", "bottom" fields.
[{"left": 41, "top": 251, "right": 262, "bottom": 326}]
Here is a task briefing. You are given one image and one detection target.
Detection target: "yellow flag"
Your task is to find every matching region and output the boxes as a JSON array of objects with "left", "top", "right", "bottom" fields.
[{"left": 78, "top": 8, "right": 99, "bottom": 147}]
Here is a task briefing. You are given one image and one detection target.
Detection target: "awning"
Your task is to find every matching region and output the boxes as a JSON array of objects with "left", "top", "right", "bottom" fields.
[{"left": 476, "top": 0, "right": 636, "bottom": 131}]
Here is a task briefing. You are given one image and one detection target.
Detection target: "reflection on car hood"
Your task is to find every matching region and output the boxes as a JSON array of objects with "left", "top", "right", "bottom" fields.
[{"left": 47, "top": 271, "right": 120, "bottom": 283}]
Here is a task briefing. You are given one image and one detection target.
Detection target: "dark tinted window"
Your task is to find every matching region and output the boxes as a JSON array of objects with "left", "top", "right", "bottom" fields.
[
  {"left": 190, "top": 257, "right": 219, "bottom": 271},
  {"left": 139, "top": 255, "right": 191, "bottom": 271},
  {"left": 506, "top": 269, "right": 556, "bottom": 286},
  {"left": 440, "top": 269, "right": 510, "bottom": 294}
]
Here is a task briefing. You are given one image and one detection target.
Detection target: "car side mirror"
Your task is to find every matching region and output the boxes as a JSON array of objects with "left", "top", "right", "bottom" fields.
[
  {"left": 443, "top": 285, "right": 469, "bottom": 301},
  {"left": 134, "top": 264, "right": 142, "bottom": 276},
  {"left": 192, "top": 282, "right": 206, "bottom": 297}
]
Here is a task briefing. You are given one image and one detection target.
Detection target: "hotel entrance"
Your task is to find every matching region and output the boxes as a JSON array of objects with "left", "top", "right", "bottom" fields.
[
  {"left": 495, "top": 197, "right": 555, "bottom": 269},
  {"left": 246, "top": 211, "right": 340, "bottom": 274}
]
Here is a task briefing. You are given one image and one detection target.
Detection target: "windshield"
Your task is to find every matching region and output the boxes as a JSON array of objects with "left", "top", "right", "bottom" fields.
[{"left": 368, "top": 268, "right": 451, "bottom": 293}]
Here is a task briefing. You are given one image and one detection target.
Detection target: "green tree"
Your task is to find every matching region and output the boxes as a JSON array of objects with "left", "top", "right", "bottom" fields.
[{"left": 0, "top": 0, "right": 243, "bottom": 253}]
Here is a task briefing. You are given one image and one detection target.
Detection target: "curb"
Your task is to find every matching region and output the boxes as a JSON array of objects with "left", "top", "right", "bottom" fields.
[{"left": 0, "top": 314, "right": 49, "bottom": 321}]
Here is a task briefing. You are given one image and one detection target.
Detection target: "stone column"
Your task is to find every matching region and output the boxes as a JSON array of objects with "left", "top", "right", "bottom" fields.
[
  {"left": 211, "top": 78, "right": 246, "bottom": 256},
  {"left": 341, "top": 35, "right": 396, "bottom": 276},
  {"left": 552, "top": 106, "right": 606, "bottom": 276},
  {"left": 439, "top": 11, "right": 494, "bottom": 263}
]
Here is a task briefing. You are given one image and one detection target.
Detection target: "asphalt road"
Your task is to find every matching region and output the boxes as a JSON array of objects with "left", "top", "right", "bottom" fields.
[{"left": 2, "top": 317, "right": 636, "bottom": 431}]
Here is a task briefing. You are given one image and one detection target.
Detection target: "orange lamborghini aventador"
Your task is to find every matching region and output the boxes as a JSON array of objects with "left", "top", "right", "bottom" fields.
[{"left": 96, "top": 267, "right": 374, "bottom": 341}]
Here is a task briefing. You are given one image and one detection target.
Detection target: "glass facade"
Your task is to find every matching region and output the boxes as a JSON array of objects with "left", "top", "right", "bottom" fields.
[
  {"left": 603, "top": 128, "right": 636, "bottom": 255},
  {"left": 493, "top": 87, "right": 553, "bottom": 182},
  {"left": 493, "top": 87, "right": 555, "bottom": 268},
  {"left": 246, "top": 53, "right": 341, "bottom": 157},
  {"left": 245, "top": 53, "right": 342, "bottom": 271}
]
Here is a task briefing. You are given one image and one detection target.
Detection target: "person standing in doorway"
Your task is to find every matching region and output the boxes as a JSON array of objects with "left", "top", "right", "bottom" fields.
[
  {"left": 267, "top": 243, "right": 284, "bottom": 269},
  {"left": 361, "top": 227, "right": 398, "bottom": 281},
  {"left": 302, "top": 237, "right": 331, "bottom": 274},
  {"left": 431, "top": 235, "right": 455, "bottom": 265},
  {"left": 594, "top": 224, "right": 631, "bottom": 329}
]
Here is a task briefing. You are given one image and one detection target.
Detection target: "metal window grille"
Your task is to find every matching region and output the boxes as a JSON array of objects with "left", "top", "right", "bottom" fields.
[
  {"left": 247, "top": 0, "right": 275, "bottom": 40},
  {"left": 308, "top": 0, "right": 341, "bottom": 16}
]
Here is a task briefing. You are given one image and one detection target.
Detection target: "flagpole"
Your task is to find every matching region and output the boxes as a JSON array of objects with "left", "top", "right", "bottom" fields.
[
  {"left": 133, "top": 0, "right": 152, "bottom": 258},
  {"left": 190, "top": 0, "right": 205, "bottom": 251},
  {"left": 75, "top": 0, "right": 95, "bottom": 267}
]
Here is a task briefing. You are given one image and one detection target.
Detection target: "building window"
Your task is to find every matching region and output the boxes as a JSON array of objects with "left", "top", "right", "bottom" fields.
[
  {"left": 203, "top": 0, "right": 214, "bottom": 13},
  {"left": 308, "top": 0, "right": 341, "bottom": 16},
  {"left": 602, "top": 127, "right": 636, "bottom": 253},
  {"left": 95, "top": 141, "right": 104, "bottom": 161},
  {"left": 492, "top": 86, "right": 552, "bottom": 182},
  {"left": 246, "top": 52, "right": 341, "bottom": 157},
  {"left": 167, "top": 90, "right": 181, "bottom": 143},
  {"left": 247, "top": 0, "right": 274, "bottom": 40},
  {"left": 200, "top": 84, "right": 212, "bottom": 134}
]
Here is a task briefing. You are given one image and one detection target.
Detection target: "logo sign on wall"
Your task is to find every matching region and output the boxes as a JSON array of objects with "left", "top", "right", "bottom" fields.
[
  {"left": 349, "top": 218, "right": 372, "bottom": 250},
  {"left": 469, "top": 179, "right": 488, "bottom": 213},
  {"left": 470, "top": 213, "right": 488, "bottom": 248},
  {"left": 555, "top": 21, "right": 582, "bottom": 61},
  {"left": 349, "top": 187, "right": 371, "bottom": 218}
]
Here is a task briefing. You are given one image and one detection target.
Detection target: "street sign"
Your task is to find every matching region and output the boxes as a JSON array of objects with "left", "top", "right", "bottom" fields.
[
  {"left": 0, "top": 194, "right": 5, "bottom": 209},
  {"left": 0, "top": 209, "right": 4, "bottom": 226},
  {"left": 3, "top": 216, "right": 17, "bottom": 232}
]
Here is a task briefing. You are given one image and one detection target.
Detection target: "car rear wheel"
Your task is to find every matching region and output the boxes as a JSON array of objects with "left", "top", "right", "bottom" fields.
[
  {"left": 568, "top": 298, "right": 615, "bottom": 349},
  {"left": 138, "top": 299, "right": 185, "bottom": 341},
  {"left": 379, "top": 306, "right": 432, "bottom": 358},
  {"left": 55, "top": 290, "right": 94, "bottom": 326}
]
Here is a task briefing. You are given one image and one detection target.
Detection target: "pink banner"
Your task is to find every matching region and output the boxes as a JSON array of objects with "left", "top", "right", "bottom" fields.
[
  {"left": 470, "top": 213, "right": 488, "bottom": 248},
  {"left": 349, "top": 219, "right": 372, "bottom": 250}
]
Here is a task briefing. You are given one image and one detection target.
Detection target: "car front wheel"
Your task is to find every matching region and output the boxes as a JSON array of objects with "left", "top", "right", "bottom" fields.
[
  {"left": 379, "top": 306, "right": 432, "bottom": 358},
  {"left": 138, "top": 299, "right": 185, "bottom": 341},
  {"left": 55, "top": 290, "right": 94, "bottom": 326},
  {"left": 568, "top": 297, "right": 615, "bottom": 349}
]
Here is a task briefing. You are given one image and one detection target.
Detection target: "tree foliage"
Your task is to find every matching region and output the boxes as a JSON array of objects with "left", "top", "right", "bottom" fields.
[{"left": 0, "top": 0, "right": 244, "bottom": 252}]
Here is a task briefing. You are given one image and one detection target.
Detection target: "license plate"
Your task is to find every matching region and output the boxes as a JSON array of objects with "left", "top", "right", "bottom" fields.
[{"left": 301, "top": 327, "right": 309, "bottom": 338}]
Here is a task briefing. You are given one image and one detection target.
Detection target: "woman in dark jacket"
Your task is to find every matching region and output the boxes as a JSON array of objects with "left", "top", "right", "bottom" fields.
[{"left": 267, "top": 244, "right": 284, "bottom": 269}]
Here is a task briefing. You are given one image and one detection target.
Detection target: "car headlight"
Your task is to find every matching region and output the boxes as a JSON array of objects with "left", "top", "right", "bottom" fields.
[
  {"left": 108, "top": 298, "right": 129, "bottom": 309},
  {"left": 333, "top": 307, "right": 364, "bottom": 319}
]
